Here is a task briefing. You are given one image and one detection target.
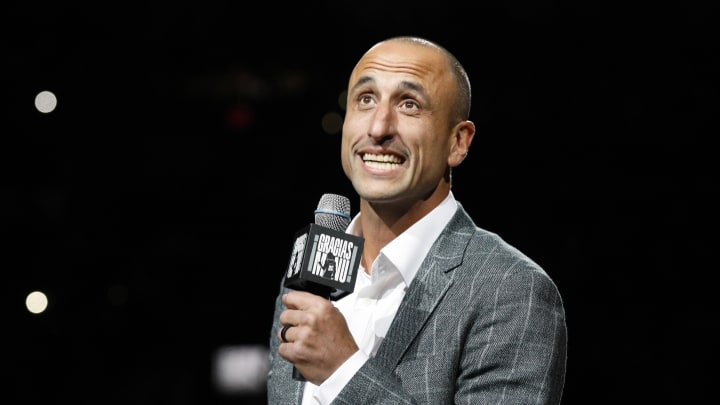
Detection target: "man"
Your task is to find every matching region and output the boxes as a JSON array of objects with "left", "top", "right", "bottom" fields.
[{"left": 268, "top": 36, "right": 567, "bottom": 404}]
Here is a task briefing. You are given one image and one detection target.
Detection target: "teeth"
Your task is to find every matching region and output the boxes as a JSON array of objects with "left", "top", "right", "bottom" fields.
[
  {"left": 363, "top": 153, "right": 402, "bottom": 163},
  {"left": 362, "top": 153, "right": 403, "bottom": 170}
]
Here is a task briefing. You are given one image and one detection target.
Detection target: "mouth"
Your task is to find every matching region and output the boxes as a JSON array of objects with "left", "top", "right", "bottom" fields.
[{"left": 361, "top": 152, "right": 405, "bottom": 170}]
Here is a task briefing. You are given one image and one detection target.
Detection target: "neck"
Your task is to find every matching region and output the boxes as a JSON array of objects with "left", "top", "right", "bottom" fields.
[{"left": 357, "top": 188, "right": 449, "bottom": 274}]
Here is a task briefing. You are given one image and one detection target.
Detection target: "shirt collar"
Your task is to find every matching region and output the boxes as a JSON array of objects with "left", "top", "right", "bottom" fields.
[{"left": 347, "top": 192, "right": 458, "bottom": 286}]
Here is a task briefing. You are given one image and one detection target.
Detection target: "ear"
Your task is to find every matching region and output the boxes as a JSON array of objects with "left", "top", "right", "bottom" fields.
[{"left": 448, "top": 120, "right": 475, "bottom": 167}]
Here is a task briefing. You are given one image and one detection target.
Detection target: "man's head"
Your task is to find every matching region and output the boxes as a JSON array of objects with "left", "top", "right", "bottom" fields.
[{"left": 341, "top": 36, "right": 475, "bottom": 214}]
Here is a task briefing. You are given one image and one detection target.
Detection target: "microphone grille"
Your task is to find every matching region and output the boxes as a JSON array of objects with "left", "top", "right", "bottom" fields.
[{"left": 314, "top": 193, "right": 351, "bottom": 232}]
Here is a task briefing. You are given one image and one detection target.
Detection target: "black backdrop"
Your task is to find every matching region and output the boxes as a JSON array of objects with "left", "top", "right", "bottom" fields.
[{"left": 3, "top": 1, "right": 717, "bottom": 404}]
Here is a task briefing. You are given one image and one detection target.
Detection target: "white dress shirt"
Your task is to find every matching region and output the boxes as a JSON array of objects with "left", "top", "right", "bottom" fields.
[{"left": 301, "top": 192, "right": 458, "bottom": 405}]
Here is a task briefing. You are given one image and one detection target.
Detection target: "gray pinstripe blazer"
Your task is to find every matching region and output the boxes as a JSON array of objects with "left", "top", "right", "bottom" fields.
[{"left": 268, "top": 203, "right": 567, "bottom": 404}]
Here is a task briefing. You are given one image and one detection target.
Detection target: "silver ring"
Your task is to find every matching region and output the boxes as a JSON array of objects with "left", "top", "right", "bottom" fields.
[{"left": 281, "top": 325, "right": 292, "bottom": 343}]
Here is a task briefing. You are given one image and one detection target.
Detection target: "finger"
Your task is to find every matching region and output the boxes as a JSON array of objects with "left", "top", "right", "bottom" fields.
[
  {"left": 282, "top": 290, "right": 320, "bottom": 310},
  {"left": 278, "top": 306, "right": 301, "bottom": 328}
]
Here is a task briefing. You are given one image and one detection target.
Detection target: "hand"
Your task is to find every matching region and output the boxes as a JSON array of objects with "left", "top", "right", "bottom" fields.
[{"left": 277, "top": 290, "right": 359, "bottom": 384}]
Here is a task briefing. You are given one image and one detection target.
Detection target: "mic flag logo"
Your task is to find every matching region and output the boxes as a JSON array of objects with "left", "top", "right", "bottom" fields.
[{"left": 284, "top": 223, "right": 364, "bottom": 299}]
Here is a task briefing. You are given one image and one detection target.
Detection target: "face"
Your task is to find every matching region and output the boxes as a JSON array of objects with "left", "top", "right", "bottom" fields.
[{"left": 341, "top": 40, "right": 473, "bottom": 210}]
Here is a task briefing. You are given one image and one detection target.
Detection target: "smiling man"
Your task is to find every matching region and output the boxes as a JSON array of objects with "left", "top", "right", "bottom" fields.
[{"left": 268, "top": 36, "right": 567, "bottom": 405}]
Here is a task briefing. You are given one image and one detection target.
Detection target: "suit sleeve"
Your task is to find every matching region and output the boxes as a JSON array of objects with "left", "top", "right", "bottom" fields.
[{"left": 456, "top": 266, "right": 568, "bottom": 404}]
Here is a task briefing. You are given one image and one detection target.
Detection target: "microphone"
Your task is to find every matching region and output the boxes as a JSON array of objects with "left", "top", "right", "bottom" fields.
[
  {"left": 285, "top": 193, "right": 363, "bottom": 299},
  {"left": 283, "top": 193, "right": 364, "bottom": 380}
]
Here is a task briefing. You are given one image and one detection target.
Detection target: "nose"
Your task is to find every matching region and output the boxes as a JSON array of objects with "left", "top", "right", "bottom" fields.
[{"left": 367, "top": 101, "right": 396, "bottom": 142}]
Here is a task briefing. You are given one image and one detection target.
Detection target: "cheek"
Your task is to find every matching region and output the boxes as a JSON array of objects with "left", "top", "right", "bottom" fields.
[
  {"left": 340, "top": 137, "right": 353, "bottom": 176},
  {"left": 341, "top": 116, "right": 363, "bottom": 160},
  {"left": 420, "top": 138, "right": 452, "bottom": 174},
  {"left": 427, "top": 137, "right": 451, "bottom": 161}
]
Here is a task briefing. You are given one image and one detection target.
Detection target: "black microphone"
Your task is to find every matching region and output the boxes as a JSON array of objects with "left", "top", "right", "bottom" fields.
[
  {"left": 283, "top": 193, "right": 364, "bottom": 380},
  {"left": 285, "top": 193, "right": 363, "bottom": 298}
]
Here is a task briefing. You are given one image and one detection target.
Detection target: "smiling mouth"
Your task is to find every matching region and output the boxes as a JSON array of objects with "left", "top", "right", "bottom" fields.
[{"left": 362, "top": 153, "right": 404, "bottom": 170}]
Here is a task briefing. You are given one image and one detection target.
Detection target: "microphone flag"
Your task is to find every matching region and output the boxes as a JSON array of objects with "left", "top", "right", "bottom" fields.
[{"left": 284, "top": 223, "right": 363, "bottom": 299}]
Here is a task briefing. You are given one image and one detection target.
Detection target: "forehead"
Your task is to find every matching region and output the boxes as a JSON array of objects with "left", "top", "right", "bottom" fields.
[{"left": 350, "top": 41, "right": 453, "bottom": 89}]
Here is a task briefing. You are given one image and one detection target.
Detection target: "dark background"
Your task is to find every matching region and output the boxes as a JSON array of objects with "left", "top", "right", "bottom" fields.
[{"left": 3, "top": 1, "right": 717, "bottom": 404}]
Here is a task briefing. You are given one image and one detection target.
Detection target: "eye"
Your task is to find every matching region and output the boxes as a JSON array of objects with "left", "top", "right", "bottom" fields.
[
  {"left": 359, "top": 94, "right": 375, "bottom": 106},
  {"left": 400, "top": 100, "right": 420, "bottom": 111}
]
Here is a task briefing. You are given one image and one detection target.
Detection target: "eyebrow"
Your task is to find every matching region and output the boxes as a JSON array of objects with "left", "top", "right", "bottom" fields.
[
  {"left": 350, "top": 76, "right": 428, "bottom": 99},
  {"left": 350, "top": 75, "right": 374, "bottom": 93},
  {"left": 398, "top": 80, "right": 425, "bottom": 96}
]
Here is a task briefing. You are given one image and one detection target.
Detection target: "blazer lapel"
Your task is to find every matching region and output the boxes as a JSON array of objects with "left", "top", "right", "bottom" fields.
[{"left": 373, "top": 206, "right": 474, "bottom": 367}]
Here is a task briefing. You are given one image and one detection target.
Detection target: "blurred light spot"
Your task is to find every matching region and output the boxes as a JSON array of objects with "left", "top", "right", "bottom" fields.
[
  {"left": 321, "top": 112, "right": 343, "bottom": 135},
  {"left": 35, "top": 90, "right": 57, "bottom": 113},
  {"left": 226, "top": 104, "right": 254, "bottom": 129},
  {"left": 26, "top": 291, "right": 48, "bottom": 314},
  {"left": 212, "top": 345, "right": 269, "bottom": 395}
]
